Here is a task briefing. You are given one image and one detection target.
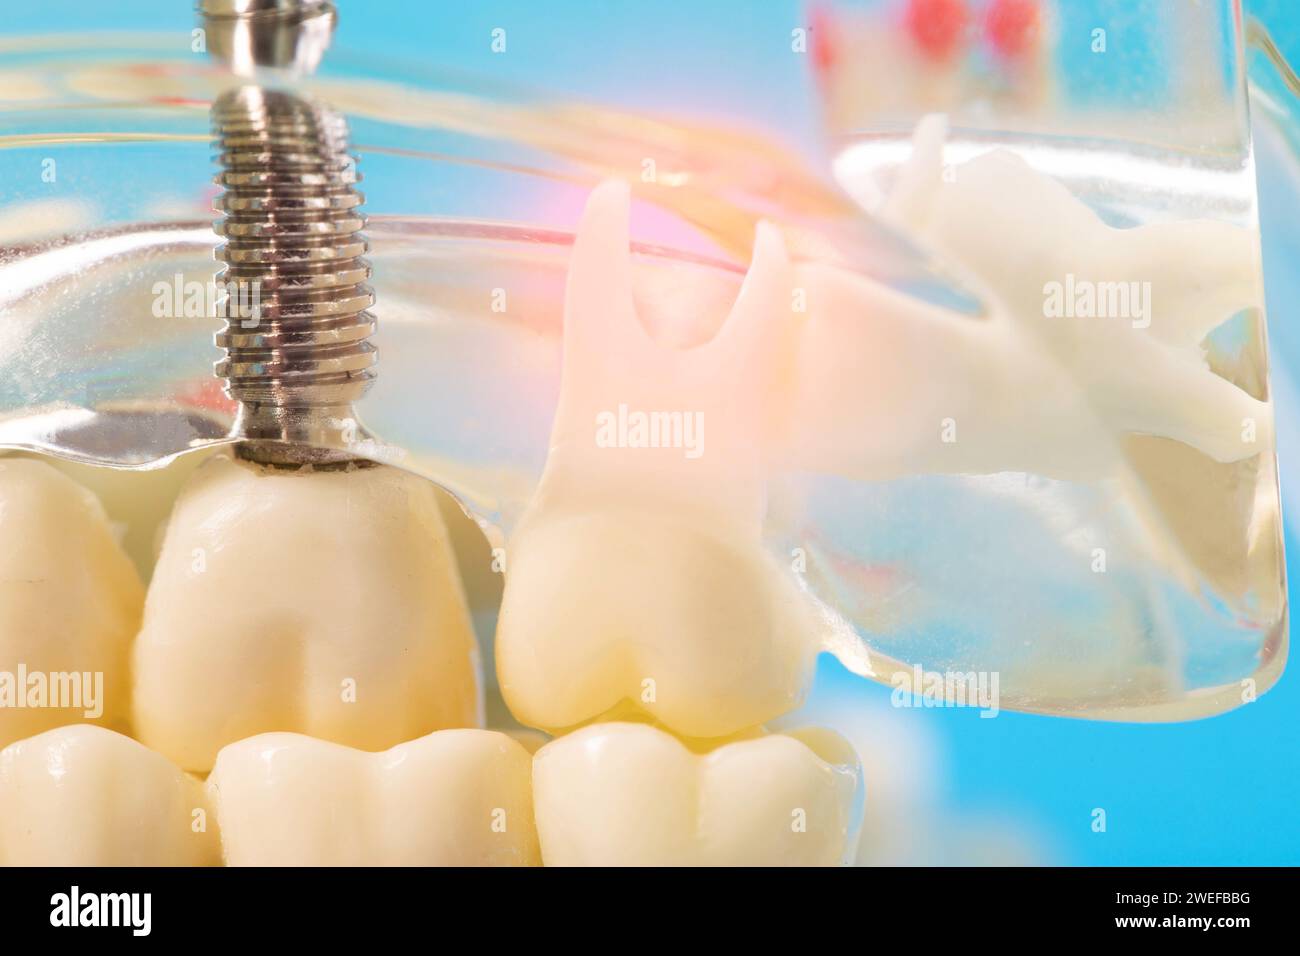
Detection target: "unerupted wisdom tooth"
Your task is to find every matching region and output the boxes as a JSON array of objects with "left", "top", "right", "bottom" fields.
[
  {"left": 207, "top": 729, "right": 539, "bottom": 866},
  {"left": 533, "top": 722, "right": 862, "bottom": 866},
  {"left": 791, "top": 114, "right": 1271, "bottom": 481},
  {"left": 0, "top": 459, "right": 142, "bottom": 748},
  {"left": 0, "top": 724, "right": 219, "bottom": 866},
  {"left": 133, "top": 454, "right": 481, "bottom": 773},
  {"left": 495, "top": 181, "right": 822, "bottom": 739}
]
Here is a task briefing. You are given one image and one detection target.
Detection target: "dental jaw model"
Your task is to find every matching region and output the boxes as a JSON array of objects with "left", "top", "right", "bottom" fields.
[
  {"left": 141, "top": 178, "right": 863, "bottom": 866},
  {"left": 0, "top": 2, "right": 1286, "bottom": 868},
  {"left": 0, "top": 136, "right": 1274, "bottom": 865}
]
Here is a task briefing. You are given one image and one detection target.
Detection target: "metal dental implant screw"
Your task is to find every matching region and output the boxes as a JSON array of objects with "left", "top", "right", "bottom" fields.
[
  {"left": 211, "top": 87, "right": 376, "bottom": 464},
  {"left": 201, "top": 0, "right": 375, "bottom": 465}
]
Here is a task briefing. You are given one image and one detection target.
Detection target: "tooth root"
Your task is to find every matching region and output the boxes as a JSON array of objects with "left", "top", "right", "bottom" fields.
[
  {"left": 532, "top": 722, "right": 862, "bottom": 866},
  {"left": 0, "top": 725, "right": 219, "bottom": 866},
  {"left": 548, "top": 179, "right": 791, "bottom": 508},
  {"left": 133, "top": 454, "right": 481, "bottom": 774},
  {"left": 879, "top": 111, "right": 948, "bottom": 225},
  {"left": 497, "top": 182, "right": 819, "bottom": 739},
  {"left": 0, "top": 458, "right": 142, "bottom": 748},
  {"left": 561, "top": 178, "right": 643, "bottom": 371},
  {"left": 207, "top": 730, "right": 540, "bottom": 866},
  {"left": 830, "top": 117, "right": 1271, "bottom": 476},
  {"left": 703, "top": 220, "right": 792, "bottom": 392}
]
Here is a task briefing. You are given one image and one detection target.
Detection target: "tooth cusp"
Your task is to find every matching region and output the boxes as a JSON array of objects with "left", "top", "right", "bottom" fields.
[
  {"left": 532, "top": 722, "right": 862, "bottom": 867},
  {"left": 497, "top": 509, "right": 819, "bottom": 738},
  {"left": 207, "top": 729, "right": 540, "bottom": 866},
  {"left": 0, "top": 724, "right": 219, "bottom": 866}
]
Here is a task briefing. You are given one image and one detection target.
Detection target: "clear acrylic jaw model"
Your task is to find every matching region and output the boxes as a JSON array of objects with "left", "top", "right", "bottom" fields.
[{"left": 0, "top": 0, "right": 1286, "bottom": 740}]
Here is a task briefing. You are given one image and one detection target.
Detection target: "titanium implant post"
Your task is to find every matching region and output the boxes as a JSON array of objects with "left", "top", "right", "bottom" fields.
[
  {"left": 199, "top": 0, "right": 371, "bottom": 464},
  {"left": 211, "top": 86, "right": 376, "bottom": 464}
]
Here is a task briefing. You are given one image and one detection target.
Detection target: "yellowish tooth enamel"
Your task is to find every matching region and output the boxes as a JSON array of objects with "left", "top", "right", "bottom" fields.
[
  {"left": 496, "top": 181, "right": 821, "bottom": 739},
  {"left": 0, "top": 458, "right": 142, "bottom": 748},
  {"left": 532, "top": 722, "right": 862, "bottom": 866},
  {"left": 0, "top": 724, "right": 219, "bottom": 866},
  {"left": 207, "top": 730, "right": 540, "bottom": 866},
  {"left": 133, "top": 453, "right": 482, "bottom": 774}
]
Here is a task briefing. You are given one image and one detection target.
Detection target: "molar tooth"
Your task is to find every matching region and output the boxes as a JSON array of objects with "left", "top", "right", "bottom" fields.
[
  {"left": 532, "top": 722, "right": 862, "bottom": 866},
  {"left": 495, "top": 181, "right": 821, "bottom": 738},
  {"left": 133, "top": 454, "right": 481, "bottom": 773},
  {"left": 0, "top": 724, "right": 219, "bottom": 866},
  {"left": 0, "top": 458, "right": 142, "bottom": 748},
  {"left": 207, "top": 730, "right": 539, "bottom": 866}
]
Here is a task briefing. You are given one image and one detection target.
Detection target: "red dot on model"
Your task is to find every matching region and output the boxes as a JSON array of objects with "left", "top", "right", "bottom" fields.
[
  {"left": 808, "top": 2, "right": 838, "bottom": 75},
  {"left": 986, "top": 0, "right": 1042, "bottom": 60},
  {"left": 904, "top": 0, "right": 969, "bottom": 62}
]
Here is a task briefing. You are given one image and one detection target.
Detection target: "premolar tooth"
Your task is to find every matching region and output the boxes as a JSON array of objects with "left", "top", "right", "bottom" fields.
[
  {"left": 0, "top": 724, "right": 219, "bottom": 866},
  {"left": 532, "top": 722, "right": 862, "bottom": 866},
  {"left": 133, "top": 454, "right": 481, "bottom": 773},
  {"left": 495, "top": 181, "right": 821, "bottom": 738},
  {"left": 207, "top": 730, "right": 539, "bottom": 866},
  {"left": 0, "top": 458, "right": 142, "bottom": 748}
]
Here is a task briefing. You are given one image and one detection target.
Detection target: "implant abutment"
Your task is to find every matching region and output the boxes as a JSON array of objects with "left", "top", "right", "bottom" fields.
[{"left": 198, "top": 0, "right": 337, "bottom": 76}]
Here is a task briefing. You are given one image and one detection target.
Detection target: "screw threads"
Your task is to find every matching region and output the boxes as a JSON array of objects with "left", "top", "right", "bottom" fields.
[{"left": 211, "top": 85, "right": 376, "bottom": 462}]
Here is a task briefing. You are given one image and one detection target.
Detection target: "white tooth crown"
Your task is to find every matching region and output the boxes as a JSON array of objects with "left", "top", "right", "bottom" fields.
[
  {"left": 0, "top": 458, "right": 142, "bottom": 748},
  {"left": 496, "top": 180, "right": 821, "bottom": 738},
  {"left": 499, "top": 511, "right": 818, "bottom": 737},
  {"left": 532, "top": 722, "right": 862, "bottom": 866},
  {"left": 207, "top": 729, "right": 539, "bottom": 866},
  {"left": 0, "top": 724, "right": 219, "bottom": 866},
  {"left": 133, "top": 454, "right": 481, "bottom": 773}
]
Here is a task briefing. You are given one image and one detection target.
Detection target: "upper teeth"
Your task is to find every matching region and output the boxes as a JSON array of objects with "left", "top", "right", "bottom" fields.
[
  {"left": 0, "top": 458, "right": 143, "bottom": 750},
  {"left": 131, "top": 453, "right": 483, "bottom": 773}
]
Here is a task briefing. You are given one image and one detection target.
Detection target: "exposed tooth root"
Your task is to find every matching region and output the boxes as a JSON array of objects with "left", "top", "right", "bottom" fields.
[
  {"left": 532, "top": 722, "right": 862, "bottom": 866},
  {"left": 0, "top": 725, "right": 220, "bottom": 866},
  {"left": 207, "top": 730, "right": 539, "bottom": 866},
  {"left": 824, "top": 113, "right": 1272, "bottom": 478},
  {"left": 0, "top": 459, "right": 142, "bottom": 749},
  {"left": 132, "top": 453, "right": 481, "bottom": 774},
  {"left": 496, "top": 180, "right": 821, "bottom": 738}
]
